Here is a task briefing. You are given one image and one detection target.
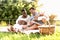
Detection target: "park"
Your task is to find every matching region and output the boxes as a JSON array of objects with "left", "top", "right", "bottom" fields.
[{"left": 0, "top": 0, "right": 60, "bottom": 40}]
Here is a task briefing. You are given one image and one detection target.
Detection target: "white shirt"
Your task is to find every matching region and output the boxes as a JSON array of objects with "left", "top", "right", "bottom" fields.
[{"left": 16, "top": 15, "right": 30, "bottom": 24}]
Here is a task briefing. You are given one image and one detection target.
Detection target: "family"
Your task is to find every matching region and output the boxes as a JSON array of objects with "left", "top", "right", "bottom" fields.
[{"left": 8, "top": 7, "right": 50, "bottom": 32}]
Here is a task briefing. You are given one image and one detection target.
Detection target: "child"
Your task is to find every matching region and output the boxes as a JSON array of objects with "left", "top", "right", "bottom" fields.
[
  {"left": 7, "top": 20, "right": 27, "bottom": 32},
  {"left": 37, "top": 13, "right": 50, "bottom": 26}
]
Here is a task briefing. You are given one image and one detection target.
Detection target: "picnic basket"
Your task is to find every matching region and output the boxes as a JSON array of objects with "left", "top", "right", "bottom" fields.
[{"left": 38, "top": 25, "right": 55, "bottom": 34}]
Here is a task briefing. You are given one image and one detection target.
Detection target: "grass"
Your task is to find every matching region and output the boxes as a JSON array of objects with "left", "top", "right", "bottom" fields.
[
  {"left": 0, "top": 20, "right": 60, "bottom": 40},
  {"left": 56, "top": 20, "right": 60, "bottom": 26},
  {"left": 0, "top": 26, "right": 60, "bottom": 40}
]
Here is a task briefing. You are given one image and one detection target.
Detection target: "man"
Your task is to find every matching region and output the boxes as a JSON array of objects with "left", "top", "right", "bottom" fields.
[
  {"left": 29, "top": 7, "right": 39, "bottom": 21},
  {"left": 29, "top": 7, "right": 49, "bottom": 24},
  {"left": 25, "top": 7, "right": 50, "bottom": 30}
]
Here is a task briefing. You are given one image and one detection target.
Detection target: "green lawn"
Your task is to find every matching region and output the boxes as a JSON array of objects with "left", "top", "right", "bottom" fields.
[{"left": 0, "top": 26, "right": 60, "bottom": 40}]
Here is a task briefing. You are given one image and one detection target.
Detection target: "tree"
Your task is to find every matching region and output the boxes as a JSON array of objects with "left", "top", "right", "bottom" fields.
[{"left": 0, "top": 0, "right": 32, "bottom": 25}]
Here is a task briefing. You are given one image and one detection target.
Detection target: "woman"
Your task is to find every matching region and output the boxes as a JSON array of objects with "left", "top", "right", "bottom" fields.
[{"left": 8, "top": 9, "right": 30, "bottom": 32}]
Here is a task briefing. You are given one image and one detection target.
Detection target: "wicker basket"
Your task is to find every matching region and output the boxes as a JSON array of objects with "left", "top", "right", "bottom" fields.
[{"left": 38, "top": 25, "right": 55, "bottom": 35}]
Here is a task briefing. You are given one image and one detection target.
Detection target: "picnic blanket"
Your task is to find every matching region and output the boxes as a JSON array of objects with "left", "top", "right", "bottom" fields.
[
  {"left": 0, "top": 27, "right": 39, "bottom": 34},
  {"left": 0, "top": 27, "right": 9, "bottom": 32},
  {"left": 21, "top": 30, "right": 39, "bottom": 34}
]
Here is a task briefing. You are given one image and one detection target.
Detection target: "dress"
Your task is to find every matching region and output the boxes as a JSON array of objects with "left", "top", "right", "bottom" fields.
[{"left": 13, "top": 15, "right": 30, "bottom": 32}]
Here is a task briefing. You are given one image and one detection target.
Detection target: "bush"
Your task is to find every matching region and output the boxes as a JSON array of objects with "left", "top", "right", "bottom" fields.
[
  {"left": 0, "top": 0, "right": 33, "bottom": 25},
  {"left": 49, "top": 14, "right": 56, "bottom": 25}
]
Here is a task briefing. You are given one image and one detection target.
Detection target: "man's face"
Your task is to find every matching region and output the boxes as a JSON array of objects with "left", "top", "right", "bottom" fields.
[{"left": 29, "top": 9, "right": 35, "bottom": 14}]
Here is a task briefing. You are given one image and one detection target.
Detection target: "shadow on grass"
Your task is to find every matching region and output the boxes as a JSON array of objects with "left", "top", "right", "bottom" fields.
[{"left": 28, "top": 32, "right": 48, "bottom": 39}]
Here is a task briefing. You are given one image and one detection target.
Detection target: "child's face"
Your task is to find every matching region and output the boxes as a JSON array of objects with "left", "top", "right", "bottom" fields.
[{"left": 42, "top": 18, "right": 46, "bottom": 23}]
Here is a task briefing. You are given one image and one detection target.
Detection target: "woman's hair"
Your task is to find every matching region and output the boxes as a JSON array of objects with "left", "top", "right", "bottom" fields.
[
  {"left": 21, "top": 9, "right": 26, "bottom": 12},
  {"left": 21, "top": 9, "right": 27, "bottom": 14}
]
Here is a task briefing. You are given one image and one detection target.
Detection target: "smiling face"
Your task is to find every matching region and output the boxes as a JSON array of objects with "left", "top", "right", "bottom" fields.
[
  {"left": 29, "top": 9, "right": 35, "bottom": 14},
  {"left": 29, "top": 7, "right": 36, "bottom": 15},
  {"left": 22, "top": 11, "right": 27, "bottom": 17},
  {"left": 42, "top": 18, "right": 47, "bottom": 23},
  {"left": 21, "top": 9, "right": 27, "bottom": 18}
]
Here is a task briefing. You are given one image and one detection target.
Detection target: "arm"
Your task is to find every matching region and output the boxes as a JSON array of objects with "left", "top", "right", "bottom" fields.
[{"left": 16, "top": 16, "right": 22, "bottom": 24}]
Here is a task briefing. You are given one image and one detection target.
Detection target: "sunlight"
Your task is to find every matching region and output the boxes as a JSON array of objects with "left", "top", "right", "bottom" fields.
[
  {"left": 37, "top": 0, "right": 60, "bottom": 20},
  {"left": 25, "top": 0, "right": 32, "bottom": 2}
]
